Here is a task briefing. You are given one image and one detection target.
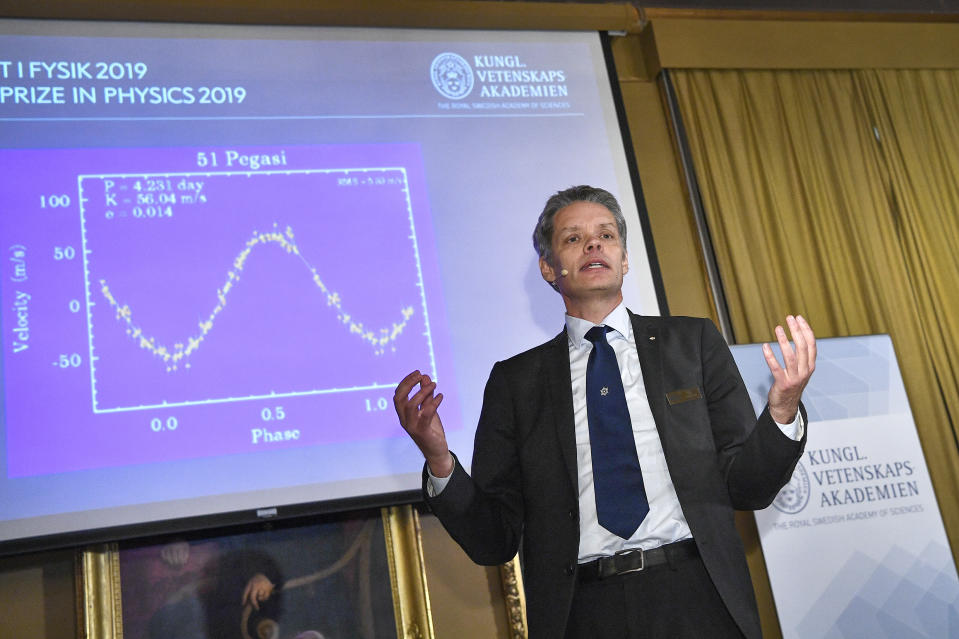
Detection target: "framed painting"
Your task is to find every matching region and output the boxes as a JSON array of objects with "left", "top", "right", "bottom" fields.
[
  {"left": 78, "top": 505, "right": 433, "bottom": 639},
  {"left": 498, "top": 556, "right": 527, "bottom": 639}
]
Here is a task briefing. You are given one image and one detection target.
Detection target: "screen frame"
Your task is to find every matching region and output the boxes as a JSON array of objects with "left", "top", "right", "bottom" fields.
[{"left": 0, "top": 19, "right": 666, "bottom": 557}]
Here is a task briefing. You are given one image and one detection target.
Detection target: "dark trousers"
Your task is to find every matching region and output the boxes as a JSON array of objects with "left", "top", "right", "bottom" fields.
[{"left": 565, "top": 552, "right": 746, "bottom": 639}]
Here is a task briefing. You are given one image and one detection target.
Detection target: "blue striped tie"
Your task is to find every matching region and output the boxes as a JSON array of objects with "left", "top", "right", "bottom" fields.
[{"left": 585, "top": 325, "right": 649, "bottom": 539}]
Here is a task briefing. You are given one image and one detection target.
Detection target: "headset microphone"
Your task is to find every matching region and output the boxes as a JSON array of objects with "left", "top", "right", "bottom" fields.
[{"left": 560, "top": 268, "right": 569, "bottom": 277}]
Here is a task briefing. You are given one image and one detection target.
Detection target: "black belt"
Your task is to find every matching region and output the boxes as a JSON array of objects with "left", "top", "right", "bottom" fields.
[{"left": 577, "top": 539, "right": 699, "bottom": 582}]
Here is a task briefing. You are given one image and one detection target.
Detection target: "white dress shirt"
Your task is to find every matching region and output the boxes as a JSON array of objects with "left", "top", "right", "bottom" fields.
[{"left": 566, "top": 304, "right": 692, "bottom": 561}]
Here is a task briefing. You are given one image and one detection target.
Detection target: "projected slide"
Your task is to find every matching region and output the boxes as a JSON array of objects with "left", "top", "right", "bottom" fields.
[
  {"left": 0, "top": 20, "right": 664, "bottom": 550},
  {"left": 1, "top": 144, "right": 451, "bottom": 477}
]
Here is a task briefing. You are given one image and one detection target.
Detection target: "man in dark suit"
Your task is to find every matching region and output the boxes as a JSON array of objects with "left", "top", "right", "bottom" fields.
[{"left": 394, "top": 186, "right": 815, "bottom": 638}]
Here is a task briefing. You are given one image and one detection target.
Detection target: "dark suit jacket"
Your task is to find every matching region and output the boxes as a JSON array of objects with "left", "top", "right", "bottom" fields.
[{"left": 425, "top": 312, "right": 806, "bottom": 638}]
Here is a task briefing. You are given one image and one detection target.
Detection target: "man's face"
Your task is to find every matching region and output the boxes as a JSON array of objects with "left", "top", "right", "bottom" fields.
[{"left": 539, "top": 201, "right": 628, "bottom": 304}]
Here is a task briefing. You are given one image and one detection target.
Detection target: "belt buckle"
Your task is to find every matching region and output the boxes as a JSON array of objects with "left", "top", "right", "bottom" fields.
[{"left": 615, "top": 547, "right": 645, "bottom": 575}]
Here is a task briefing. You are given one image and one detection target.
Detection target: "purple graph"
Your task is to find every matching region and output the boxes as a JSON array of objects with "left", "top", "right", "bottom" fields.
[
  {"left": 83, "top": 167, "right": 429, "bottom": 408},
  {"left": 1, "top": 145, "right": 452, "bottom": 476}
]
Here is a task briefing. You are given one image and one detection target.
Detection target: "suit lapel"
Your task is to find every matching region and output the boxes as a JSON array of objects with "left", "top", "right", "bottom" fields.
[
  {"left": 631, "top": 312, "right": 670, "bottom": 459},
  {"left": 544, "top": 329, "right": 578, "bottom": 493}
]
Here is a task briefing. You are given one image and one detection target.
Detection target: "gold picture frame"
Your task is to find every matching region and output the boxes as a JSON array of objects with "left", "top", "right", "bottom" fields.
[
  {"left": 77, "top": 505, "right": 433, "bottom": 639},
  {"left": 498, "top": 556, "right": 528, "bottom": 639}
]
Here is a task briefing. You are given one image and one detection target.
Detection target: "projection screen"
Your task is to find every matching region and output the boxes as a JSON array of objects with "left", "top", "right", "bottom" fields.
[{"left": 0, "top": 19, "right": 664, "bottom": 552}]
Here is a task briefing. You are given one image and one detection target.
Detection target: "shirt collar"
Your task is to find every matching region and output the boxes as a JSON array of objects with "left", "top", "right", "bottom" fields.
[{"left": 565, "top": 301, "right": 632, "bottom": 349}]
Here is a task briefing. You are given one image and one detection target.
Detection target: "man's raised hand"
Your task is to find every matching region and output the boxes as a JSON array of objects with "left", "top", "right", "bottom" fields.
[
  {"left": 393, "top": 370, "right": 454, "bottom": 477},
  {"left": 763, "top": 315, "right": 816, "bottom": 424}
]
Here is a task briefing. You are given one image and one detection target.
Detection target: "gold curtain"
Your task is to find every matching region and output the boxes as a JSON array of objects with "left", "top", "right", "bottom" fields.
[{"left": 669, "top": 69, "right": 959, "bottom": 568}]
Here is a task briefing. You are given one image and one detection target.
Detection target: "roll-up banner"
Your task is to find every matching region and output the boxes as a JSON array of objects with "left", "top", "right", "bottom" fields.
[{"left": 731, "top": 335, "right": 959, "bottom": 638}]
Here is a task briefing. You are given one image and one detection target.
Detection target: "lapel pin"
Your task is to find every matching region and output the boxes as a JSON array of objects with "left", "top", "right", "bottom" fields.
[
  {"left": 601, "top": 387, "right": 609, "bottom": 396},
  {"left": 649, "top": 336, "right": 656, "bottom": 341}
]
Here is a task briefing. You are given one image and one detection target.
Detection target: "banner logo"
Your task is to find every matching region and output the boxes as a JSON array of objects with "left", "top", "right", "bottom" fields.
[
  {"left": 430, "top": 53, "right": 474, "bottom": 100},
  {"left": 773, "top": 461, "right": 811, "bottom": 514}
]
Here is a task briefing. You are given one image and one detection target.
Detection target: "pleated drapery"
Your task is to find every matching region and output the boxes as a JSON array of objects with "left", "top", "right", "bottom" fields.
[{"left": 670, "top": 68, "right": 959, "bottom": 565}]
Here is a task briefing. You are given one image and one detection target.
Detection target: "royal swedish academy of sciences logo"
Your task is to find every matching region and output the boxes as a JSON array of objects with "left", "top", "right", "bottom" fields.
[
  {"left": 772, "top": 461, "right": 811, "bottom": 514},
  {"left": 430, "top": 52, "right": 474, "bottom": 100}
]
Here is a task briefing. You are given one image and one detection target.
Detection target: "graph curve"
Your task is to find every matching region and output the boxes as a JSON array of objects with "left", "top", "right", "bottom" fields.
[{"left": 98, "top": 224, "right": 416, "bottom": 371}]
